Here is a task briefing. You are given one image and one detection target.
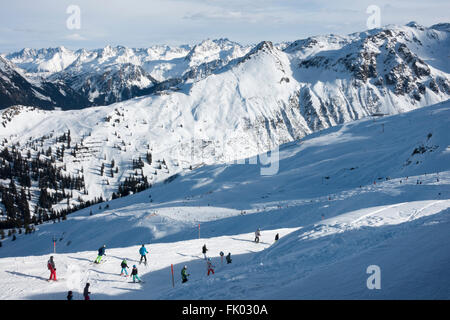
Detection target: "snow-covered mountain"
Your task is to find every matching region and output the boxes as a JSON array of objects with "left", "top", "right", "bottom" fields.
[
  {"left": 0, "top": 22, "right": 449, "bottom": 226},
  {"left": 0, "top": 56, "right": 91, "bottom": 110},
  {"left": 3, "top": 22, "right": 448, "bottom": 111},
  {"left": 4, "top": 39, "right": 252, "bottom": 106},
  {"left": 0, "top": 99, "right": 448, "bottom": 299}
]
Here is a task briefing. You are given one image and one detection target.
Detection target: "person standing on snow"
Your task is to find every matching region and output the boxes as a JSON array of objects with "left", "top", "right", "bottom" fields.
[
  {"left": 206, "top": 258, "right": 215, "bottom": 276},
  {"left": 131, "top": 265, "right": 143, "bottom": 283},
  {"left": 67, "top": 291, "right": 73, "bottom": 300},
  {"left": 94, "top": 245, "right": 106, "bottom": 264},
  {"left": 181, "top": 265, "right": 190, "bottom": 283},
  {"left": 254, "top": 228, "right": 261, "bottom": 243},
  {"left": 120, "top": 259, "right": 129, "bottom": 276},
  {"left": 83, "top": 283, "right": 91, "bottom": 300},
  {"left": 202, "top": 244, "right": 208, "bottom": 260},
  {"left": 139, "top": 244, "right": 148, "bottom": 266},
  {"left": 47, "top": 256, "right": 57, "bottom": 281},
  {"left": 226, "top": 252, "right": 232, "bottom": 264}
]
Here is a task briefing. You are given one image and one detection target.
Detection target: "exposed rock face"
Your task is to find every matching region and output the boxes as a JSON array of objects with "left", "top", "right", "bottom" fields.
[{"left": 0, "top": 56, "right": 90, "bottom": 110}]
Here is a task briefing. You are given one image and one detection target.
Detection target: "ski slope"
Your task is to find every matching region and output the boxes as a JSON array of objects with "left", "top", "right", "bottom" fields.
[{"left": 0, "top": 100, "right": 449, "bottom": 299}]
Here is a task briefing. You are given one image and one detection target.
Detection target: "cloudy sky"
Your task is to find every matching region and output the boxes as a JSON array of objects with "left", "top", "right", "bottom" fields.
[{"left": 0, "top": 0, "right": 448, "bottom": 52}]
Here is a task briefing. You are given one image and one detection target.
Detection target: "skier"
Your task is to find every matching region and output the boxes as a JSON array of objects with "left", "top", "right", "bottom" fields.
[
  {"left": 206, "top": 258, "right": 215, "bottom": 275},
  {"left": 67, "top": 291, "right": 73, "bottom": 300},
  {"left": 47, "top": 256, "right": 57, "bottom": 281},
  {"left": 202, "top": 244, "right": 208, "bottom": 260},
  {"left": 226, "top": 252, "right": 232, "bottom": 264},
  {"left": 131, "top": 265, "right": 142, "bottom": 283},
  {"left": 181, "top": 265, "right": 190, "bottom": 283},
  {"left": 275, "top": 233, "right": 279, "bottom": 242},
  {"left": 139, "top": 244, "right": 148, "bottom": 265},
  {"left": 94, "top": 244, "right": 106, "bottom": 264},
  {"left": 120, "top": 259, "right": 129, "bottom": 276},
  {"left": 254, "top": 228, "right": 261, "bottom": 243},
  {"left": 83, "top": 283, "right": 91, "bottom": 300},
  {"left": 206, "top": 258, "right": 215, "bottom": 276}
]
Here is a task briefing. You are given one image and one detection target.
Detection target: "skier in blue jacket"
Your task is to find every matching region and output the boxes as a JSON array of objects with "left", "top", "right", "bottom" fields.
[
  {"left": 139, "top": 244, "right": 148, "bottom": 265},
  {"left": 94, "top": 245, "right": 106, "bottom": 264}
]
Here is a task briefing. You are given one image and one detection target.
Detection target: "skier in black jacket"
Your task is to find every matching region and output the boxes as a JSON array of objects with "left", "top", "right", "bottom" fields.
[
  {"left": 83, "top": 283, "right": 91, "bottom": 300},
  {"left": 131, "top": 265, "right": 142, "bottom": 283},
  {"left": 202, "top": 244, "right": 208, "bottom": 260},
  {"left": 226, "top": 252, "right": 232, "bottom": 264}
]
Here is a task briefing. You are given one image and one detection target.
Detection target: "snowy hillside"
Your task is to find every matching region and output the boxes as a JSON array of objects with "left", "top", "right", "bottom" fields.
[
  {"left": 0, "top": 100, "right": 449, "bottom": 299},
  {"left": 1, "top": 22, "right": 449, "bottom": 225}
]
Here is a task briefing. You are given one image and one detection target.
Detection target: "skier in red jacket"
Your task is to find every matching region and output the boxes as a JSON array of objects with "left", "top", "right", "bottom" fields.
[
  {"left": 207, "top": 258, "right": 215, "bottom": 276},
  {"left": 47, "top": 256, "right": 57, "bottom": 281}
]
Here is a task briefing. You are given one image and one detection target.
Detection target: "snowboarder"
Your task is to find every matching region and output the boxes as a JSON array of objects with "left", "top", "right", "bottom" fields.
[
  {"left": 67, "top": 291, "right": 73, "bottom": 300},
  {"left": 120, "top": 259, "right": 129, "bottom": 276},
  {"left": 83, "top": 283, "right": 91, "bottom": 300},
  {"left": 226, "top": 252, "right": 232, "bottom": 264},
  {"left": 181, "top": 265, "right": 189, "bottom": 283},
  {"left": 47, "top": 256, "right": 57, "bottom": 281},
  {"left": 131, "top": 265, "right": 142, "bottom": 283},
  {"left": 94, "top": 245, "right": 106, "bottom": 264},
  {"left": 275, "top": 233, "right": 279, "bottom": 242},
  {"left": 254, "top": 228, "right": 261, "bottom": 243},
  {"left": 139, "top": 244, "right": 148, "bottom": 265},
  {"left": 202, "top": 244, "right": 208, "bottom": 260},
  {"left": 207, "top": 258, "right": 215, "bottom": 275}
]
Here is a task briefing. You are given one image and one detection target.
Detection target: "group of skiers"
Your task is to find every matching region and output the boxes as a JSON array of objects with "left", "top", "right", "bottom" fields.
[
  {"left": 66, "top": 284, "right": 90, "bottom": 300},
  {"left": 48, "top": 227, "right": 278, "bottom": 299},
  {"left": 48, "top": 244, "right": 147, "bottom": 300},
  {"left": 199, "top": 244, "right": 232, "bottom": 280},
  {"left": 119, "top": 258, "right": 143, "bottom": 283}
]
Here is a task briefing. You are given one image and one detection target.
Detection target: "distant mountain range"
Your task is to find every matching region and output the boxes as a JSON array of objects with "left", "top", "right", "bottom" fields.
[{"left": 1, "top": 22, "right": 448, "bottom": 112}]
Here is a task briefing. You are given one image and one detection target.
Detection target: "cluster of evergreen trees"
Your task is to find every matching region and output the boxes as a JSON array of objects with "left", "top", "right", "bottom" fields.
[
  {"left": 0, "top": 139, "right": 89, "bottom": 229},
  {"left": 112, "top": 174, "right": 150, "bottom": 199},
  {"left": 0, "top": 128, "right": 161, "bottom": 232},
  {"left": 132, "top": 157, "right": 145, "bottom": 170}
]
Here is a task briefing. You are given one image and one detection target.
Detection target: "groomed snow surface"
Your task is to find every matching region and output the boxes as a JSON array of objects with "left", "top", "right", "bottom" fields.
[{"left": 0, "top": 100, "right": 449, "bottom": 300}]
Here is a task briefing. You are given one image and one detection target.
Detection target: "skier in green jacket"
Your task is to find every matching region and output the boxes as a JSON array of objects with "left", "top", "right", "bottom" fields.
[
  {"left": 181, "top": 265, "right": 190, "bottom": 283},
  {"left": 120, "top": 259, "right": 129, "bottom": 276}
]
